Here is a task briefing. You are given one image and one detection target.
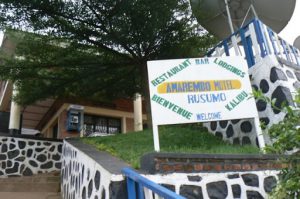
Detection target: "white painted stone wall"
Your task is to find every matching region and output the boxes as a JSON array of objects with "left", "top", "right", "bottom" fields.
[
  {"left": 145, "top": 170, "right": 279, "bottom": 199},
  {"left": 204, "top": 55, "right": 300, "bottom": 146},
  {"left": 61, "top": 141, "right": 125, "bottom": 199},
  {"left": 0, "top": 136, "right": 62, "bottom": 177}
]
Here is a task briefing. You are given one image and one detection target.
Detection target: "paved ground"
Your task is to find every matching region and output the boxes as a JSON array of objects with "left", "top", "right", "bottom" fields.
[{"left": 0, "top": 192, "right": 61, "bottom": 199}]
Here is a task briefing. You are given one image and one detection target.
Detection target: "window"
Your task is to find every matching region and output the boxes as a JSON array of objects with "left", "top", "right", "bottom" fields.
[{"left": 83, "top": 114, "right": 121, "bottom": 136}]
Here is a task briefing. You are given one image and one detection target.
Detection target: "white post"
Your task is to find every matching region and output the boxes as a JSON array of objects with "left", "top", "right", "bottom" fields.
[
  {"left": 133, "top": 93, "right": 143, "bottom": 131},
  {"left": 153, "top": 124, "right": 160, "bottom": 152},
  {"left": 9, "top": 84, "right": 21, "bottom": 135},
  {"left": 254, "top": 117, "right": 266, "bottom": 151}
]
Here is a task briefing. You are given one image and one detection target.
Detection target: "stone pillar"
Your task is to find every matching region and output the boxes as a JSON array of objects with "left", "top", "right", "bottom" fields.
[
  {"left": 133, "top": 93, "right": 143, "bottom": 131},
  {"left": 121, "top": 117, "right": 127, "bottom": 133},
  {"left": 9, "top": 84, "right": 21, "bottom": 135}
]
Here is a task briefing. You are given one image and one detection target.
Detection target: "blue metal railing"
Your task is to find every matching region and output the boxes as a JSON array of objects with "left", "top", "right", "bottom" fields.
[
  {"left": 207, "top": 18, "right": 300, "bottom": 68},
  {"left": 122, "top": 168, "right": 186, "bottom": 199}
]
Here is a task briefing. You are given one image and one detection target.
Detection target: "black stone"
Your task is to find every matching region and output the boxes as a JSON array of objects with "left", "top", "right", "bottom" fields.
[
  {"left": 87, "top": 169, "right": 90, "bottom": 180},
  {"left": 29, "top": 160, "right": 38, "bottom": 167},
  {"left": 246, "top": 191, "right": 264, "bottom": 199},
  {"left": 101, "top": 188, "right": 106, "bottom": 199},
  {"left": 49, "top": 145, "right": 55, "bottom": 152},
  {"left": 7, "top": 160, "right": 12, "bottom": 167},
  {"left": 286, "top": 70, "right": 294, "bottom": 79},
  {"left": 52, "top": 153, "right": 61, "bottom": 161},
  {"left": 264, "top": 176, "right": 277, "bottom": 193},
  {"left": 252, "top": 85, "right": 258, "bottom": 91},
  {"left": 9, "top": 143, "right": 16, "bottom": 150},
  {"left": 58, "top": 144, "right": 62, "bottom": 153},
  {"left": 242, "top": 137, "right": 251, "bottom": 145},
  {"left": 226, "top": 124, "right": 234, "bottom": 138},
  {"left": 295, "top": 72, "right": 300, "bottom": 81},
  {"left": 8, "top": 150, "right": 20, "bottom": 159},
  {"left": 28, "top": 141, "right": 35, "bottom": 146},
  {"left": 180, "top": 185, "right": 203, "bottom": 199},
  {"left": 219, "top": 120, "right": 228, "bottom": 128},
  {"left": 260, "top": 117, "right": 270, "bottom": 127},
  {"left": 210, "top": 122, "right": 217, "bottom": 131},
  {"left": 270, "top": 67, "right": 288, "bottom": 83},
  {"left": 2, "top": 162, "right": 6, "bottom": 169},
  {"left": 41, "top": 161, "right": 53, "bottom": 169},
  {"left": 1, "top": 144, "right": 7, "bottom": 153},
  {"left": 240, "top": 121, "right": 252, "bottom": 133},
  {"left": 231, "top": 184, "right": 241, "bottom": 198},
  {"left": 161, "top": 184, "right": 175, "bottom": 192},
  {"left": 44, "top": 142, "right": 51, "bottom": 146},
  {"left": 6, "top": 162, "right": 19, "bottom": 174},
  {"left": 35, "top": 147, "right": 45, "bottom": 152},
  {"left": 233, "top": 138, "right": 240, "bottom": 145},
  {"left": 55, "top": 162, "right": 62, "bottom": 169},
  {"left": 0, "top": 154, "right": 6, "bottom": 160},
  {"left": 259, "top": 79, "right": 269, "bottom": 93},
  {"left": 109, "top": 180, "right": 127, "bottom": 199},
  {"left": 207, "top": 181, "right": 228, "bottom": 199},
  {"left": 293, "top": 82, "right": 300, "bottom": 90},
  {"left": 271, "top": 86, "right": 294, "bottom": 114},
  {"left": 187, "top": 175, "right": 202, "bottom": 182},
  {"left": 231, "top": 119, "right": 240, "bottom": 124},
  {"left": 23, "top": 167, "right": 33, "bottom": 176},
  {"left": 227, "top": 174, "right": 239, "bottom": 179},
  {"left": 256, "top": 99, "right": 267, "bottom": 112},
  {"left": 242, "top": 174, "right": 259, "bottom": 187},
  {"left": 18, "top": 141, "right": 26, "bottom": 149},
  {"left": 82, "top": 187, "right": 86, "bottom": 199},
  {"left": 37, "top": 154, "right": 47, "bottom": 162},
  {"left": 21, "top": 151, "right": 25, "bottom": 155},
  {"left": 215, "top": 132, "right": 223, "bottom": 139},
  {"left": 37, "top": 142, "right": 41, "bottom": 146},
  {"left": 15, "top": 156, "right": 26, "bottom": 162},
  {"left": 94, "top": 171, "right": 101, "bottom": 190},
  {"left": 0, "top": 171, "right": 3, "bottom": 176},
  {"left": 26, "top": 149, "right": 33, "bottom": 157},
  {"left": 88, "top": 180, "right": 93, "bottom": 198}
]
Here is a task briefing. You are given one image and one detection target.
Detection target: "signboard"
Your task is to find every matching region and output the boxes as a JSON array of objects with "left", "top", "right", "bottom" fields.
[{"left": 147, "top": 56, "right": 264, "bottom": 151}]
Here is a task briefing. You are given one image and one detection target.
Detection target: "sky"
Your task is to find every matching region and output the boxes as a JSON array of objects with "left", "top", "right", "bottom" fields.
[{"left": 279, "top": 0, "right": 300, "bottom": 45}]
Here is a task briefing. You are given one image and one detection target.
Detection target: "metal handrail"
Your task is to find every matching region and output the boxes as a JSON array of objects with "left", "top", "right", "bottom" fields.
[{"left": 122, "top": 167, "right": 186, "bottom": 199}]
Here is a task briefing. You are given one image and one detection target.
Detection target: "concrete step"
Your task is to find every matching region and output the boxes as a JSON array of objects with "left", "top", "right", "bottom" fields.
[
  {"left": 0, "top": 172, "right": 61, "bottom": 192},
  {"left": 0, "top": 192, "right": 62, "bottom": 199}
]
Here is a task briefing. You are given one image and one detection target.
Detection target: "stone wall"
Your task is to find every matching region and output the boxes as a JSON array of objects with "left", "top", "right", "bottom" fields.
[
  {"left": 204, "top": 55, "right": 299, "bottom": 146},
  {"left": 61, "top": 140, "right": 286, "bottom": 199},
  {"left": 61, "top": 139, "right": 129, "bottom": 199},
  {"left": 141, "top": 153, "right": 283, "bottom": 199},
  {"left": 0, "top": 135, "right": 62, "bottom": 177}
]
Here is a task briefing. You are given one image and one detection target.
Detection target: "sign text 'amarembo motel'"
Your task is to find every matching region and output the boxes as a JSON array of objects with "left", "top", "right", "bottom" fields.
[{"left": 147, "top": 57, "right": 264, "bottom": 151}]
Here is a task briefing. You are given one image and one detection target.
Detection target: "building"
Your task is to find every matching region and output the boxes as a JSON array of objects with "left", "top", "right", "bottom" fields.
[{"left": 0, "top": 31, "right": 146, "bottom": 139}]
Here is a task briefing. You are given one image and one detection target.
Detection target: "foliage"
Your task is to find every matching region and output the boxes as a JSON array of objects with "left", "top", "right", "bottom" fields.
[
  {"left": 0, "top": 0, "right": 218, "bottom": 106},
  {"left": 253, "top": 90, "right": 300, "bottom": 198},
  {"left": 83, "top": 125, "right": 260, "bottom": 169}
]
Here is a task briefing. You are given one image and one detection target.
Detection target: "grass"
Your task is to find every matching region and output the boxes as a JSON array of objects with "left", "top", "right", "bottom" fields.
[{"left": 82, "top": 125, "right": 261, "bottom": 168}]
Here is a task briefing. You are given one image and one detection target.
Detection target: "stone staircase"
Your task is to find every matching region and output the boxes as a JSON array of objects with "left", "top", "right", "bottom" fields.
[{"left": 0, "top": 171, "right": 61, "bottom": 199}]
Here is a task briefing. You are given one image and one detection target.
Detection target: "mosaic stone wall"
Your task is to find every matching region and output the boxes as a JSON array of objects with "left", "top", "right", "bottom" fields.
[
  {"left": 61, "top": 140, "right": 127, "bottom": 199},
  {"left": 0, "top": 136, "right": 62, "bottom": 177},
  {"left": 204, "top": 55, "right": 299, "bottom": 146},
  {"left": 145, "top": 171, "right": 278, "bottom": 199}
]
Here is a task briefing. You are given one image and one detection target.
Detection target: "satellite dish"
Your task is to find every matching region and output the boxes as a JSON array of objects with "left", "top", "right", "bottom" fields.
[
  {"left": 190, "top": 0, "right": 296, "bottom": 39},
  {"left": 294, "top": 36, "right": 300, "bottom": 50}
]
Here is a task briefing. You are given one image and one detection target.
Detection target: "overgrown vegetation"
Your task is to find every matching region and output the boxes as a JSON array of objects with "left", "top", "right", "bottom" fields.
[
  {"left": 83, "top": 125, "right": 260, "bottom": 168},
  {"left": 254, "top": 90, "right": 300, "bottom": 198}
]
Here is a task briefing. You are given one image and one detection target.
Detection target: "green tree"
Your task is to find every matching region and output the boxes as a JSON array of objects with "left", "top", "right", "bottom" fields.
[{"left": 0, "top": 0, "right": 217, "bottom": 125}]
